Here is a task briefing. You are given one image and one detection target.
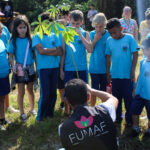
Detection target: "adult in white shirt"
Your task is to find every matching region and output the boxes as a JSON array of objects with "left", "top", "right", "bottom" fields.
[{"left": 87, "top": 4, "right": 98, "bottom": 22}]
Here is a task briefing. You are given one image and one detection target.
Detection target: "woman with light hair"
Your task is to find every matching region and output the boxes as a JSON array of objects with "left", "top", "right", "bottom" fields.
[
  {"left": 120, "top": 6, "right": 138, "bottom": 42},
  {"left": 139, "top": 8, "right": 150, "bottom": 43},
  {"left": 89, "top": 13, "right": 110, "bottom": 106}
]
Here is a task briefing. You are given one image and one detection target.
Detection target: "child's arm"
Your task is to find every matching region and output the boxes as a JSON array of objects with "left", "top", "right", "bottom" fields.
[
  {"left": 92, "top": 33, "right": 102, "bottom": 51},
  {"left": 35, "top": 44, "right": 63, "bottom": 56},
  {"left": 8, "top": 53, "right": 15, "bottom": 73},
  {"left": 131, "top": 51, "right": 138, "bottom": 81},
  {"left": 60, "top": 37, "right": 66, "bottom": 80},
  {"left": 106, "top": 55, "right": 111, "bottom": 84},
  {"left": 76, "top": 29, "right": 93, "bottom": 53}
]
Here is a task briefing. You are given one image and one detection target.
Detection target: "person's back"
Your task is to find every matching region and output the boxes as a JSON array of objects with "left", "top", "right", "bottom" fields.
[
  {"left": 60, "top": 105, "right": 118, "bottom": 150},
  {"left": 59, "top": 79, "right": 118, "bottom": 150}
]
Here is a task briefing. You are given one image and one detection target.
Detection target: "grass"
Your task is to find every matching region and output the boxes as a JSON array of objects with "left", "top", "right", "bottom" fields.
[{"left": 0, "top": 50, "right": 150, "bottom": 150}]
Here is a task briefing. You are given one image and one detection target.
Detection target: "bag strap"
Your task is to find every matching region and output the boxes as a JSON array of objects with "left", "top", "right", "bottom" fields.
[{"left": 23, "top": 41, "right": 30, "bottom": 68}]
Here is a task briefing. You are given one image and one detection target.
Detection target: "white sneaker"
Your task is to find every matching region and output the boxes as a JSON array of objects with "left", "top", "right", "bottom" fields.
[
  {"left": 0, "top": 124, "right": 6, "bottom": 131},
  {"left": 8, "top": 106, "right": 19, "bottom": 113},
  {"left": 29, "top": 109, "right": 37, "bottom": 116},
  {"left": 20, "top": 114, "right": 28, "bottom": 122}
]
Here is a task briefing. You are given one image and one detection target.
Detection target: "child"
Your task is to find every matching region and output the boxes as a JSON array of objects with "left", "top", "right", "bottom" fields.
[
  {"left": 7, "top": 15, "right": 36, "bottom": 122},
  {"left": 0, "top": 23, "right": 11, "bottom": 130},
  {"left": 106, "top": 18, "right": 138, "bottom": 126},
  {"left": 60, "top": 10, "right": 92, "bottom": 115},
  {"left": 57, "top": 9, "right": 70, "bottom": 109},
  {"left": 131, "top": 37, "right": 150, "bottom": 137},
  {"left": 89, "top": 13, "right": 110, "bottom": 106},
  {"left": 32, "top": 13, "right": 62, "bottom": 121}
]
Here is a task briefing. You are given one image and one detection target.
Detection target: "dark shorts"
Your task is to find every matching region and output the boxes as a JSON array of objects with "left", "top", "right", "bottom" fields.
[
  {"left": 90, "top": 73, "right": 107, "bottom": 91},
  {"left": 64, "top": 70, "right": 88, "bottom": 84},
  {"left": 15, "top": 74, "right": 36, "bottom": 84},
  {"left": 0, "top": 76, "right": 10, "bottom": 96},
  {"left": 57, "top": 70, "right": 64, "bottom": 89},
  {"left": 131, "top": 95, "right": 150, "bottom": 119}
]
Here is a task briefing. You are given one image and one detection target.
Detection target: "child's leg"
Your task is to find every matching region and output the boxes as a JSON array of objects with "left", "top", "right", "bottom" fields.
[
  {"left": 123, "top": 79, "right": 133, "bottom": 124},
  {"left": 4, "top": 95, "right": 9, "bottom": 110},
  {"left": 26, "top": 82, "right": 34, "bottom": 111},
  {"left": 90, "top": 74, "right": 100, "bottom": 107},
  {"left": 59, "top": 89, "right": 65, "bottom": 103},
  {"left": 17, "top": 83, "right": 25, "bottom": 115},
  {"left": 132, "top": 115, "right": 139, "bottom": 126},
  {"left": 112, "top": 79, "right": 123, "bottom": 122},
  {"left": 0, "top": 96, "right": 5, "bottom": 119},
  {"left": 99, "top": 74, "right": 107, "bottom": 91}
]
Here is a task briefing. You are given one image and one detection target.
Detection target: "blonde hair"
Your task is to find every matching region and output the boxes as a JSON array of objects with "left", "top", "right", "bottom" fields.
[
  {"left": 122, "top": 6, "right": 132, "bottom": 18},
  {"left": 92, "top": 13, "right": 107, "bottom": 27}
]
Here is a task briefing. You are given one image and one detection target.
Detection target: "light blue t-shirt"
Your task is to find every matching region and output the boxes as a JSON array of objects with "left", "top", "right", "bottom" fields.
[
  {"left": 65, "top": 27, "right": 87, "bottom": 71},
  {"left": 32, "top": 33, "right": 61, "bottom": 70},
  {"left": 0, "top": 25, "right": 11, "bottom": 48},
  {"left": 105, "top": 34, "right": 138, "bottom": 79},
  {"left": 135, "top": 59, "right": 150, "bottom": 100},
  {"left": 0, "top": 40, "right": 10, "bottom": 78},
  {"left": 7, "top": 37, "right": 34, "bottom": 65},
  {"left": 89, "top": 30, "right": 110, "bottom": 74}
]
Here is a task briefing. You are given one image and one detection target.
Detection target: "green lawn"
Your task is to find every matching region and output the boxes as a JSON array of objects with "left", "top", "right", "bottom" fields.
[{"left": 0, "top": 50, "right": 150, "bottom": 150}]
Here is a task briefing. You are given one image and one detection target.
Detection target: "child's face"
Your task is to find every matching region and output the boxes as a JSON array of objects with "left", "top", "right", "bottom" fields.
[
  {"left": 70, "top": 18, "right": 82, "bottom": 28},
  {"left": 0, "top": 27, "right": 2, "bottom": 38},
  {"left": 108, "top": 27, "right": 122, "bottom": 40},
  {"left": 143, "top": 48, "right": 150, "bottom": 58},
  {"left": 17, "top": 22, "right": 27, "bottom": 38},
  {"left": 95, "top": 22, "right": 105, "bottom": 33}
]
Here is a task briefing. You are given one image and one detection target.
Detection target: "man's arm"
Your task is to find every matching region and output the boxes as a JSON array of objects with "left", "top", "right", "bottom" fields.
[
  {"left": 76, "top": 29, "right": 93, "bottom": 53},
  {"left": 131, "top": 51, "right": 138, "bottom": 81},
  {"left": 35, "top": 44, "right": 63, "bottom": 56},
  {"left": 87, "top": 84, "right": 118, "bottom": 109}
]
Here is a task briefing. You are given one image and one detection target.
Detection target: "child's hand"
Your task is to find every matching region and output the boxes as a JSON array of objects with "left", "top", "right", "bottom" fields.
[
  {"left": 94, "top": 33, "right": 102, "bottom": 42},
  {"left": 132, "top": 89, "right": 136, "bottom": 98},
  {"left": 131, "top": 71, "right": 135, "bottom": 82},
  {"left": 12, "top": 66, "right": 17, "bottom": 74},
  {"left": 75, "top": 28, "right": 81, "bottom": 36}
]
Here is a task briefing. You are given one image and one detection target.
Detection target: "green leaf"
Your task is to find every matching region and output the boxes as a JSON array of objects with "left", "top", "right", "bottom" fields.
[
  {"left": 39, "top": 26, "right": 43, "bottom": 39},
  {"left": 31, "top": 21, "right": 39, "bottom": 26},
  {"left": 34, "top": 26, "right": 39, "bottom": 36},
  {"left": 56, "top": 22, "right": 65, "bottom": 30},
  {"left": 85, "top": 119, "right": 89, "bottom": 127},
  {"left": 38, "top": 16, "right": 41, "bottom": 22}
]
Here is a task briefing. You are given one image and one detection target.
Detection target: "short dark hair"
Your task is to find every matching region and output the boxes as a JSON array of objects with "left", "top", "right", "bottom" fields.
[
  {"left": 60, "top": 9, "right": 69, "bottom": 16},
  {"left": 65, "top": 79, "right": 87, "bottom": 106},
  {"left": 91, "top": 4, "right": 95, "bottom": 7},
  {"left": 142, "top": 37, "right": 150, "bottom": 49},
  {"left": 70, "top": 10, "right": 83, "bottom": 21},
  {"left": 106, "top": 18, "right": 121, "bottom": 30},
  {"left": 39, "top": 12, "right": 53, "bottom": 22}
]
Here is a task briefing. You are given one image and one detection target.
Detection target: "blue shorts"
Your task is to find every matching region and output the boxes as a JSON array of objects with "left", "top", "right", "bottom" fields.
[
  {"left": 90, "top": 73, "right": 107, "bottom": 91},
  {"left": 131, "top": 95, "right": 150, "bottom": 119},
  {"left": 0, "top": 76, "right": 10, "bottom": 96},
  {"left": 64, "top": 71, "right": 88, "bottom": 84}
]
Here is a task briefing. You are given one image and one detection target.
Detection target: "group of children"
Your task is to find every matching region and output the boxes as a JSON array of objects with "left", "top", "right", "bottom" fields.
[{"left": 0, "top": 8, "right": 150, "bottom": 138}]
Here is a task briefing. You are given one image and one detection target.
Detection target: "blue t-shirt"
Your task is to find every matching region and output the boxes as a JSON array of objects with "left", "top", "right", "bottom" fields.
[
  {"left": 89, "top": 30, "right": 110, "bottom": 74},
  {"left": 0, "top": 25, "right": 11, "bottom": 48},
  {"left": 65, "top": 28, "right": 87, "bottom": 71},
  {"left": 7, "top": 37, "right": 34, "bottom": 65},
  {"left": 0, "top": 40, "right": 10, "bottom": 78},
  {"left": 135, "top": 59, "right": 150, "bottom": 100},
  {"left": 105, "top": 34, "right": 138, "bottom": 79},
  {"left": 32, "top": 33, "right": 61, "bottom": 70}
]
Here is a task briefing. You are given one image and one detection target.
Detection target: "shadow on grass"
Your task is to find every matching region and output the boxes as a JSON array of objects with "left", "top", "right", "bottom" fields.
[{"left": 0, "top": 109, "right": 67, "bottom": 150}]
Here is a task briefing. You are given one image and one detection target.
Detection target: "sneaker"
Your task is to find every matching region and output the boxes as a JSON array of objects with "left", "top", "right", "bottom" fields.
[
  {"left": 20, "top": 114, "right": 28, "bottom": 122},
  {"left": 29, "top": 109, "right": 37, "bottom": 116},
  {"left": 0, "top": 124, "right": 6, "bottom": 131},
  {"left": 8, "top": 106, "right": 19, "bottom": 113},
  {"left": 131, "top": 128, "right": 141, "bottom": 137},
  {"left": 0, "top": 119, "right": 11, "bottom": 125},
  {"left": 60, "top": 102, "right": 64, "bottom": 109}
]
